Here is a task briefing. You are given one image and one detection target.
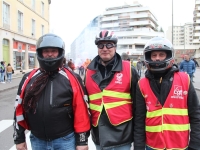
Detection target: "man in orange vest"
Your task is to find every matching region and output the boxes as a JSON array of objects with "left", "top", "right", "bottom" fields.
[
  {"left": 85, "top": 30, "right": 139, "bottom": 150},
  {"left": 13, "top": 33, "right": 90, "bottom": 150},
  {"left": 134, "top": 37, "right": 200, "bottom": 150}
]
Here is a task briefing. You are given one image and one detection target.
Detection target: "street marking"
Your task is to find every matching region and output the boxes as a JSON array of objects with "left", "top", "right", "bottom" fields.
[
  {"left": 0, "top": 120, "right": 13, "bottom": 133},
  {"left": 0, "top": 119, "right": 95, "bottom": 150}
]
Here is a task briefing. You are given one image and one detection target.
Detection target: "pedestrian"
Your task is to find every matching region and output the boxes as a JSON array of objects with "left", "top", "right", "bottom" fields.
[
  {"left": 180, "top": 54, "right": 196, "bottom": 82},
  {"left": 134, "top": 37, "right": 200, "bottom": 150},
  {"left": 79, "top": 66, "right": 84, "bottom": 76},
  {"left": 13, "top": 33, "right": 90, "bottom": 150},
  {"left": 85, "top": 30, "right": 139, "bottom": 150},
  {"left": 136, "top": 58, "right": 143, "bottom": 77},
  {"left": 192, "top": 57, "right": 199, "bottom": 67},
  {"left": 68, "top": 61, "right": 76, "bottom": 71},
  {"left": 6, "top": 63, "right": 13, "bottom": 83},
  {"left": 0, "top": 61, "right": 5, "bottom": 83}
]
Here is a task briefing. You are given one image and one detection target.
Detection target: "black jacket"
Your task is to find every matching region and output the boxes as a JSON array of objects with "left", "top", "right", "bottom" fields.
[
  {"left": 134, "top": 65, "right": 200, "bottom": 150},
  {"left": 86, "top": 53, "right": 139, "bottom": 149},
  {"left": 13, "top": 68, "right": 90, "bottom": 146}
]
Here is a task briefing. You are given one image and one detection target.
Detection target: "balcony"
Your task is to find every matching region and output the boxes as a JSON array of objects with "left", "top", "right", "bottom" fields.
[
  {"left": 115, "top": 30, "right": 164, "bottom": 37},
  {"left": 193, "top": 39, "right": 199, "bottom": 43},
  {"left": 101, "top": 16, "right": 118, "bottom": 22},
  {"left": 101, "top": 23, "right": 119, "bottom": 28},
  {"left": 193, "top": 32, "right": 200, "bottom": 37},
  {"left": 194, "top": 19, "right": 200, "bottom": 24},
  {"left": 118, "top": 15, "right": 130, "bottom": 20},
  {"left": 196, "top": 0, "right": 200, "bottom": 4},
  {"left": 119, "top": 22, "right": 130, "bottom": 27},
  {"left": 129, "top": 20, "right": 156, "bottom": 28},
  {"left": 194, "top": 26, "right": 200, "bottom": 30}
]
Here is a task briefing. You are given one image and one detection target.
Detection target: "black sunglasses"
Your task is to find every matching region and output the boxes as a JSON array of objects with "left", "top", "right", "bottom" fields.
[{"left": 97, "top": 43, "right": 116, "bottom": 49}]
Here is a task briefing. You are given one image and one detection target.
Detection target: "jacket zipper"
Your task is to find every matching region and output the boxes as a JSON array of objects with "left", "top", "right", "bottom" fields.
[{"left": 50, "top": 81, "right": 53, "bottom": 106}]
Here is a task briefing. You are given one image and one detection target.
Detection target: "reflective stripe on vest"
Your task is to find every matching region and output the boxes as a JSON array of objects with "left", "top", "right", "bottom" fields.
[
  {"left": 86, "top": 61, "right": 132, "bottom": 126},
  {"left": 139, "top": 72, "right": 190, "bottom": 149}
]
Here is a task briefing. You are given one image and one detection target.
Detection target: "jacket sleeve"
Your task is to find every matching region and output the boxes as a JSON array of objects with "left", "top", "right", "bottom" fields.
[
  {"left": 133, "top": 83, "right": 146, "bottom": 150},
  {"left": 72, "top": 74, "right": 91, "bottom": 146},
  {"left": 13, "top": 74, "right": 29, "bottom": 144},
  {"left": 187, "top": 81, "right": 200, "bottom": 150}
]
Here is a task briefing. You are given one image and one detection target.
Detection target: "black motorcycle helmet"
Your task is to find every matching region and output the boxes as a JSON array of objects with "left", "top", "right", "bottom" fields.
[
  {"left": 36, "top": 33, "right": 65, "bottom": 71},
  {"left": 144, "top": 37, "right": 174, "bottom": 73}
]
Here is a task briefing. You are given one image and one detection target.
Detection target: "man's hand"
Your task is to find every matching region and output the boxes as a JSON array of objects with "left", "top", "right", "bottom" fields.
[
  {"left": 76, "top": 145, "right": 88, "bottom": 150},
  {"left": 16, "top": 142, "right": 27, "bottom": 150}
]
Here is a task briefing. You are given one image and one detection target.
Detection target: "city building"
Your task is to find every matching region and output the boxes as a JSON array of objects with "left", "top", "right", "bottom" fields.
[
  {"left": 166, "top": 23, "right": 197, "bottom": 62},
  {"left": 166, "top": 23, "right": 193, "bottom": 46},
  {"left": 99, "top": 2, "right": 164, "bottom": 56},
  {"left": 0, "top": 0, "right": 51, "bottom": 72},
  {"left": 70, "top": 1, "right": 164, "bottom": 63},
  {"left": 70, "top": 17, "right": 99, "bottom": 66},
  {"left": 193, "top": 0, "right": 200, "bottom": 58}
]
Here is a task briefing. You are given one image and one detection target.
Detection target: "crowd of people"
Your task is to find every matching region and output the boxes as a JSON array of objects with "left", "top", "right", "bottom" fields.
[{"left": 13, "top": 31, "right": 200, "bottom": 150}]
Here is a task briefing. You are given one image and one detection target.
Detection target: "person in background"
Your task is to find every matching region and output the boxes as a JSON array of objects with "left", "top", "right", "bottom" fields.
[
  {"left": 180, "top": 54, "right": 196, "bottom": 82},
  {"left": 134, "top": 37, "right": 200, "bottom": 150},
  {"left": 0, "top": 61, "right": 5, "bottom": 83},
  {"left": 68, "top": 61, "right": 76, "bottom": 71},
  {"left": 13, "top": 33, "right": 90, "bottom": 150},
  {"left": 85, "top": 30, "right": 139, "bottom": 150},
  {"left": 6, "top": 63, "right": 13, "bottom": 83},
  {"left": 136, "top": 58, "right": 143, "bottom": 77},
  {"left": 192, "top": 57, "right": 199, "bottom": 67}
]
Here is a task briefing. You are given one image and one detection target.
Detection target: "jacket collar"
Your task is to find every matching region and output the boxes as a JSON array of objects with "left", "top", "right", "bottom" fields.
[
  {"left": 145, "top": 65, "right": 179, "bottom": 80},
  {"left": 87, "top": 53, "right": 123, "bottom": 72}
]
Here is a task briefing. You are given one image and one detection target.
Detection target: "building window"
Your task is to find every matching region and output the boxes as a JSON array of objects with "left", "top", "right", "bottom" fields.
[
  {"left": 3, "top": 39, "right": 9, "bottom": 45},
  {"left": 32, "top": 0, "right": 35, "bottom": 10},
  {"left": 41, "top": 1, "right": 44, "bottom": 17},
  {"left": 41, "top": 25, "right": 44, "bottom": 35},
  {"left": 32, "top": 19, "right": 35, "bottom": 37},
  {"left": 18, "top": 11, "right": 23, "bottom": 34},
  {"left": 3, "top": 2, "right": 10, "bottom": 29}
]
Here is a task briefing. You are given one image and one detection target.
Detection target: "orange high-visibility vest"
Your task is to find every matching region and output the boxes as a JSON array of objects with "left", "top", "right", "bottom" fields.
[
  {"left": 85, "top": 61, "right": 132, "bottom": 126},
  {"left": 139, "top": 72, "right": 190, "bottom": 149}
]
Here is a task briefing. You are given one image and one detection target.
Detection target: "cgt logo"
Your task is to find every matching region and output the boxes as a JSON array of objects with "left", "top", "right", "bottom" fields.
[
  {"left": 115, "top": 73, "right": 123, "bottom": 84},
  {"left": 171, "top": 85, "right": 184, "bottom": 99}
]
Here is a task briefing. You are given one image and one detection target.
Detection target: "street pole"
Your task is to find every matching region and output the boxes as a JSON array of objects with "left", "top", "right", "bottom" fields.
[{"left": 172, "top": 0, "right": 174, "bottom": 44}]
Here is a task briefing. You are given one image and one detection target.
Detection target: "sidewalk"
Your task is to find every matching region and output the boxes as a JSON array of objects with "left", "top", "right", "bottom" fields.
[{"left": 0, "top": 68, "right": 200, "bottom": 93}]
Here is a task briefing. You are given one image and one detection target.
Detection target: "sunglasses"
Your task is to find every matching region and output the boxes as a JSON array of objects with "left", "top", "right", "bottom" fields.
[{"left": 97, "top": 43, "right": 116, "bottom": 49}]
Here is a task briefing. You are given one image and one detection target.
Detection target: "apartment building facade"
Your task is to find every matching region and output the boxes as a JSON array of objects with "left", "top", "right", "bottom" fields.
[
  {"left": 0, "top": 0, "right": 50, "bottom": 71},
  {"left": 70, "top": 17, "right": 99, "bottom": 64},
  {"left": 193, "top": 0, "right": 200, "bottom": 58},
  {"left": 166, "top": 23, "right": 193, "bottom": 46},
  {"left": 70, "top": 2, "right": 164, "bottom": 63},
  {"left": 99, "top": 2, "right": 164, "bottom": 56}
]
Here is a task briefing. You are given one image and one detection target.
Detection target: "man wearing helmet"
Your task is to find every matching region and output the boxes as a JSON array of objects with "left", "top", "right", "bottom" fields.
[
  {"left": 13, "top": 33, "right": 90, "bottom": 150},
  {"left": 85, "top": 30, "right": 139, "bottom": 150},
  {"left": 134, "top": 37, "right": 200, "bottom": 150}
]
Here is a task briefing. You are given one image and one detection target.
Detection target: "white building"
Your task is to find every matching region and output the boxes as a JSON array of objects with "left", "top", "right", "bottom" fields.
[
  {"left": 70, "top": 2, "right": 164, "bottom": 63},
  {"left": 193, "top": 0, "right": 200, "bottom": 58},
  {"left": 166, "top": 23, "right": 193, "bottom": 46},
  {"left": 70, "top": 17, "right": 99, "bottom": 65},
  {"left": 99, "top": 2, "right": 164, "bottom": 56}
]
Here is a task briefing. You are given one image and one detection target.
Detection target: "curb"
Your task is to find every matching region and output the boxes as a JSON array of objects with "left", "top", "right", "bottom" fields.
[{"left": 0, "top": 85, "right": 19, "bottom": 93}]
